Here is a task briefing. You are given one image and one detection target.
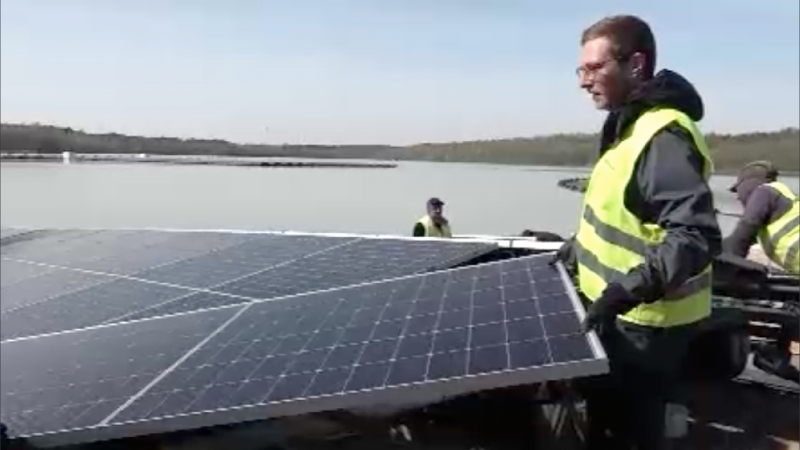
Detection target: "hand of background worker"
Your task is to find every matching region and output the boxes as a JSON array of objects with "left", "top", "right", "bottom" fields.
[
  {"left": 548, "top": 236, "right": 577, "bottom": 274},
  {"left": 581, "top": 283, "right": 640, "bottom": 333}
]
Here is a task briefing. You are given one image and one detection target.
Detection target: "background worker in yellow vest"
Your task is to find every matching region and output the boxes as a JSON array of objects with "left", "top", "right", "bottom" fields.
[
  {"left": 552, "top": 15, "right": 722, "bottom": 450},
  {"left": 725, "top": 160, "right": 799, "bottom": 275},
  {"left": 724, "top": 160, "right": 800, "bottom": 382},
  {"left": 413, "top": 197, "right": 452, "bottom": 238}
]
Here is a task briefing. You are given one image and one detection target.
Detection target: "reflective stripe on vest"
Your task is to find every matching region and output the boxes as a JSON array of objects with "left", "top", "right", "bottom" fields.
[
  {"left": 575, "top": 107, "right": 714, "bottom": 328},
  {"left": 418, "top": 215, "right": 453, "bottom": 238},
  {"left": 758, "top": 181, "right": 800, "bottom": 274}
]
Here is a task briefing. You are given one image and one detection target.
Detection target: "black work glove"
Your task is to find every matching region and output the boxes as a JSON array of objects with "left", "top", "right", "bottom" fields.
[
  {"left": 548, "top": 236, "right": 577, "bottom": 275},
  {"left": 581, "top": 283, "right": 641, "bottom": 333}
]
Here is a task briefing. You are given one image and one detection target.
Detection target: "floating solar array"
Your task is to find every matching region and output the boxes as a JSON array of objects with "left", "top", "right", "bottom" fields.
[
  {"left": 0, "top": 228, "right": 607, "bottom": 447},
  {"left": 0, "top": 227, "right": 36, "bottom": 241}
]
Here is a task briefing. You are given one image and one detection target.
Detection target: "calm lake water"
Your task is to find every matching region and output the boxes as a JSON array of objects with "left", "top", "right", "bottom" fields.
[{"left": 2, "top": 161, "right": 798, "bottom": 238}]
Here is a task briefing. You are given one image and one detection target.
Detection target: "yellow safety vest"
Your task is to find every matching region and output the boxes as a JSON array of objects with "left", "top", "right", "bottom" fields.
[
  {"left": 575, "top": 107, "right": 714, "bottom": 328},
  {"left": 758, "top": 181, "right": 799, "bottom": 274},
  {"left": 418, "top": 215, "right": 453, "bottom": 238}
]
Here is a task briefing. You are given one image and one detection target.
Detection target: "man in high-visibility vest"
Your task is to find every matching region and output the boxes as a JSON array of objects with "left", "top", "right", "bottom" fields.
[
  {"left": 725, "top": 160, "right": 800, "bottom": 383},
  {"left": 725, "top": 160, "right": 799, "bottom": 275},
  {"left": 552, "top": 15, "right": 722, "bottom": 450},
  {"left": 413, "top": 197, "right": 452, "bottom": 238}
]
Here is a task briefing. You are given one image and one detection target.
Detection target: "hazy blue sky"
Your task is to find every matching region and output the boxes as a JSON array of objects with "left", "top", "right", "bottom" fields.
[{"left": 2, "top": 1, "right": 798, "bottom": 145}]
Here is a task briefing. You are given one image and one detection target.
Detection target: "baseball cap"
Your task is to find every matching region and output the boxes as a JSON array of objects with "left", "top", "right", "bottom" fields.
[
  {"left": 729, "top": 160, "right": 779, "bottom": 193},
  {"left": 427, "top": 197, "right": 445, "bottom": 207}
]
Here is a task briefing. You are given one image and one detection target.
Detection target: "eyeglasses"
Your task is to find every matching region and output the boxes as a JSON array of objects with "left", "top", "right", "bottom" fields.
[{"left": 575, "top": 56, "right": 627, "bottom": 79}]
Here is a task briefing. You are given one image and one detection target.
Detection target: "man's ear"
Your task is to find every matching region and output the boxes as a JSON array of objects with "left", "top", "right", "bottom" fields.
[{"left": 629, "top": 52, "right": 646, "bottom": 78}]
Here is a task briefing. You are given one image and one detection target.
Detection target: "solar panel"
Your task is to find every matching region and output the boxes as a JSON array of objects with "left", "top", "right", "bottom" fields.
[
  {"left": 0, "top": 254, "right": 607, "bottom": 446},
  {"left": 1, "top": 229, "right": 257, "bottom": 275},
  {"left": 0, "top": 306, "right": 241, "bottom": 441},
  {"left": 0, "top": 266, "right": 110, "bottom": 313},
  {"left": 0, "top": 230, "right": 494, "bottom": 341},
  {"left": 0, "top": 278, "right": 195, "bottom": 341},
  {"left": 1, "top": 258, "right": 59, "bottom": 289},
  {"left": 213, "top": 238, "right": 492, "bottom": 299},
  {"left": 118, "top": 292, "right": 251, "bottom": 323},
  {"left": 129, "top": 234, "right": 356, "bottom": 289},
  {"left": 110, "top": 238, "right": 491, "bottom": 323},
  {"left": 1, "top": 229, "right": 101, "bottom": 257},
  {"left": 2, "top": 230, "right": 143, "bottom": 263},
  {"left": 40, "top": 231, "right": 259, "bottom": 275}
]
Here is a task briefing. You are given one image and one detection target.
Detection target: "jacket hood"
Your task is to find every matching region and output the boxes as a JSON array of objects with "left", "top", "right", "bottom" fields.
[
  {"left": 598, "top": 69, "right": 704, "bottom": 153},
  {"left": 632, "top": 69, "right": 704, "bottom": 121}
]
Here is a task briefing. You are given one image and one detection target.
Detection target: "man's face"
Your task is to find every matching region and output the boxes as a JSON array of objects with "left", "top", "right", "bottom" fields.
[
  {"left": 428, "top": 204, "right": 443, "bottom": 219},
  {"left": 578, "top": 37, "right": 633, "bottom": 110}
]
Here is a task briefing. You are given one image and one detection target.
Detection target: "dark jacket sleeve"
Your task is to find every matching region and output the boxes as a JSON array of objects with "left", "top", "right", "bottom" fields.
[
  {"left": 722, "top": 185, "right": 776, "bottom": 256},
  {"left": 413, "top": 223, "right": 426, "bottom": 237},
  {"left": 618, "top": 125, "right": 722, "bottom": 303}
]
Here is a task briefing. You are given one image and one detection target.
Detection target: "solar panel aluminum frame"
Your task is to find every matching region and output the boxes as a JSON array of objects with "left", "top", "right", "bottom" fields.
[
  {"left": 16, "top": 259, "right": 608, "bottom": 448},
  {"left": 555, "top": 261, "right": 607, "bottom": 362}
]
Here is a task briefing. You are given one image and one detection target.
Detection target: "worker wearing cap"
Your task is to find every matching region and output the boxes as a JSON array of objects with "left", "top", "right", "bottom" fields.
[
  {"left": 552, "top": 15, "right": 722, "bottom": 449},
  {"left": 413, "top": 198, "right": 452, "bottom": 238},
  {"left": 725, "top": 160, "right": 799, "bottom": 275},
  {"left": 725, "top": 162, "right": 800, "bottom": 383}
]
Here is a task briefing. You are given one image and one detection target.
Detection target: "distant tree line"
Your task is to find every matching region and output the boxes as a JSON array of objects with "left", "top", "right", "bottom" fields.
[
  {"left": 2, "top": 122, "right": 797, "bottom": 173},
  {"left": 405, "top": 129, "right": 800, "bottom": 173}
]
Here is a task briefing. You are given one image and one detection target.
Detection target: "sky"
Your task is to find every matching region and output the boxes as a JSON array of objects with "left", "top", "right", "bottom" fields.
[{"left": 1, "top": 1, "right": 798, "bottom": 145}]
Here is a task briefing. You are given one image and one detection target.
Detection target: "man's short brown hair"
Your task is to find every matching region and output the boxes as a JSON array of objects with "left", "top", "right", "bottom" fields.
[{"left": 581, "top": 15, "right": 657, "bottom": 78}]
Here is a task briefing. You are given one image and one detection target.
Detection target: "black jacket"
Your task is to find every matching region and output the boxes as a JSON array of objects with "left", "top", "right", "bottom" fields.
[
  {"left": 413, "top": 222, "right": 426, "bottom": 237},
  {"left": 595, "top": 69, "right": 723, "bottom": 304}
]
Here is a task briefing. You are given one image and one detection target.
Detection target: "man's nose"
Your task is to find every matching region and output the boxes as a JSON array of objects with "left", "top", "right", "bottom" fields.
[{"left": 578, "top": 72, "right": 593, "bottom": 90}]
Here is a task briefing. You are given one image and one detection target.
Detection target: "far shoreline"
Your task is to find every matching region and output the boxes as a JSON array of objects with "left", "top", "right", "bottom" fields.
[
  {"left": 3, "top": 123, "right": 797, "bottom": 174},
  {"left": 3, "top": 152, "right": 797, "bottom": 178},
  {"left": 0, "top": 152, "right": 398, "bottom": 170}
]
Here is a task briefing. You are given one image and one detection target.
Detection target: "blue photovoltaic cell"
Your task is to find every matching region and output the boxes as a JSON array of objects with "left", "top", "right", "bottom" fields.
[
  {"left": 0, "top": 306, "right": 239, "bottom": 440},
  {"left": 117, "top": 292, "right": 250, "bottom": 323},
  {"left": 1, "top": 230, "right": 152, "bottom": 267},
  {"left": 0, "top": 258, "right": 59, "bottom": 289},
  {"left": 0, "top": 266, "right": 111, "bottom": 313},
  {"left": 129, "top": 234, "right": 355, "bottom": 289},
  {"left": 1, "top": 230, "right": 102, "bottom": 259},
  {"left": 65, "top": 232, "right": 258, "bottom": 276},
  {"left": 0, "top": 278, "right": 193, "bottom": 341},
  {"left": 213, "top": 238, "right": 492, "bottom": 299},
  {"left": 3, "top": 230, "right": 260, "bottom": 276}
]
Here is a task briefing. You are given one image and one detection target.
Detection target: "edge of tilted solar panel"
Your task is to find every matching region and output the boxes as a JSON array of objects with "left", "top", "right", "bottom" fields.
[{"left": 3, "top": 252, "right": 608, "bottom": 448}]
